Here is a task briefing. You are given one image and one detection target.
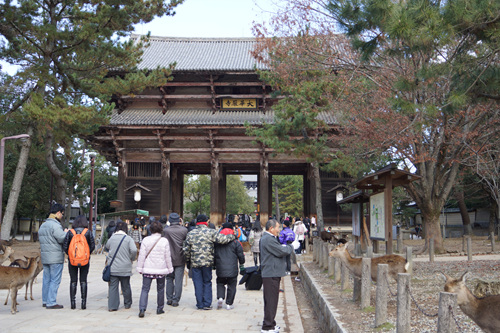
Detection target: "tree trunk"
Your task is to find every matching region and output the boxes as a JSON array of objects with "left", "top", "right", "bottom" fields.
[
  {"left": 455, "top": 190, "right": 472, "bottom": 235},
  {"left": 0, "top": 127, "right": 33, "bottom": 240},
  {"left": 422, "top": 211, "right": 445, "bottom": 254},
  {"left": 312, "top": 163, "right": 324, "bottom": 232},
  {"left": 44, "top": 132, "right": 67, "bottom": 205},
  {"left": 274, "top": 181, "right": 280, "bottom": 222},
  {"left": 489, "top": 200, "right": 497, "bottom": 234}
]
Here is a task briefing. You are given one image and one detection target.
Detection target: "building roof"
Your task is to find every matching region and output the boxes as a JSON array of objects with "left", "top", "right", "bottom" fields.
[
  {"left": 131, "top": 35, "right": 267, "bottom": 72},
  {"left": 109, "top": 108, "right": 336, "bottom": 126}
]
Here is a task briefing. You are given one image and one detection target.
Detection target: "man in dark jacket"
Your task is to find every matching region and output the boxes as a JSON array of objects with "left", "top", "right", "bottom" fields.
[
  {"left": 260, "top": 219, "right": 293, "bottom": 333},
  {"left": 39, "top": 203, "right": 68, "bottom": 309},
  {"left": 163, "top": 212, "right": 188, "bottom": 307},
  {"left": 183, "top": 214, "right": 235, "bottom": 310},
  {"left": 214, "top": 222, "right": 245, "bottom": 310}
]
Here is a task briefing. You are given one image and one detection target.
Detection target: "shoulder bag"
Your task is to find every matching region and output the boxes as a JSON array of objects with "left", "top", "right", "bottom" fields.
[{"left": 102, "top": 235, "right": 126, "bottom": 282}]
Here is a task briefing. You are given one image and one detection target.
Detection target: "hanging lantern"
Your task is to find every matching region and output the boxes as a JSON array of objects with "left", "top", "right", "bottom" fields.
[{"left": 134, "top": 188, "right": 141, "bottom": 202}]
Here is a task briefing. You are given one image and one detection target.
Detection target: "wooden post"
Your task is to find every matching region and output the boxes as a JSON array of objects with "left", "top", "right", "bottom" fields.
[
  {"left": 361, "top": 258, "right": 371, "bottom": 309},
  {"left": 406, "top": 246, "right": 413, "bottom": 275},
  {"left": 353, "top": 277, "right": 361, "bottom": 302},
  {"left": 467, "top": 236, "right": 472, "bottom": 261},
  {"left": 319, "top": 242, "right": 324, "bottom": 268},
  {"left": 313, "top": 241, "right": 317, "bottom": 262},
  {"left": 397, "top": 273, "right": 411, "bottom": 333},
  {"left": 366, "top": 245, "right": 373, "bottom": 258},
  {"left": 328, "top": 256, "right": 335, "bottom": 277},
  {"left": 397, "top": 226, "right": 403, "bottom": 253},
  {"left": 384, "top": 175, "right": 393, "bottom": 255},
  {"left": 490, "top": 232, "right": 495, "bottom": 252},
  {"left": 437, "top": 292, "right": 457, "bottom": 333},
  {"left": 323, "top": 243, "right": 329, "bottom": 268},
  {"left": 375, "top": 264, "right": 388, "bottom": 327}
]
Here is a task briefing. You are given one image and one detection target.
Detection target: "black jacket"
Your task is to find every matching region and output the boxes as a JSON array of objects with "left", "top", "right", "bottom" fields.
[
  {"left": 63, "top": 227, "right": 96, "bottom": 257},
  {"left": 214, "top": 236, "right": 245, "bottom": 278}
]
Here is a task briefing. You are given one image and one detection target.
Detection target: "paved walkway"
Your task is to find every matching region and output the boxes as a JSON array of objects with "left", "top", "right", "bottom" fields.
[{"left": 0, "top": 252, "right": 303, "bottom": 333}]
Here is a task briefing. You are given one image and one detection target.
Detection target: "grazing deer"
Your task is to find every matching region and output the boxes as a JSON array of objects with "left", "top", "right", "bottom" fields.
[
  {"left": 441, "top": 272, "right": 500, "bottom": 333},
  {"left": 329, "top": 243, "right": 409, "bottom": 282},
  {"left": 0, "top": 246, "right": 14, "bottom": 265},
  {"left": 0, "top": 256, "right": 40, "bottom": 314},
  {"left": 4, "top": 257, "right": 43, "bottom": 305}
]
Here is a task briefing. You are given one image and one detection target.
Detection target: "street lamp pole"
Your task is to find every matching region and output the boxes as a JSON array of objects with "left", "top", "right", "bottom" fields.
[
  {"left": 0, "top": 134, "right": 30, "bottom": 225},
  {"left": 95, "top": 187, "right": 106, "bottom": 237},
  {"left": 89, "top": 154, "right": 95, "bottom": 234}
]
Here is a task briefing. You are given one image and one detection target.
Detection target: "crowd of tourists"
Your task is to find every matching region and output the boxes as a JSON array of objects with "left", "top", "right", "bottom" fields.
[{"left": 38, "top": 203, "right": 314, "bottom": 333}]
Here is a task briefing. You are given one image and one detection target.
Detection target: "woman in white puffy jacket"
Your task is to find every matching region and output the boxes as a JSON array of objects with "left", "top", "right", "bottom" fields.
[{"left": 136, "top": 221, "right": 173, "bottom": 318}]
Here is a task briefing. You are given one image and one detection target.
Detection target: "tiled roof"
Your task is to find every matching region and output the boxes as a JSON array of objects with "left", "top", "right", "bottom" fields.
[
  {"left": 109, "top": 109, "right": 336, "bottom": 126},
  {"left": 130, "top": 35, "right": 267, "bottom": 72}
]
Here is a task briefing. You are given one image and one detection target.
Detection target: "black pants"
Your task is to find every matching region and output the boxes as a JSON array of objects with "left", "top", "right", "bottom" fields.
[
  {"left": 262, "top": 277, "right": 281, "bottom": 330},
  {"left": 68, "top": 263, "right": 89, "bottom": 283},
  {"left": 216, "top": 276, "right": 238, "bottom": 305}
]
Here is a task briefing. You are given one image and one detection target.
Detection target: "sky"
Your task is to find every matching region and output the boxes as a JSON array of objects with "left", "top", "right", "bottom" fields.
[
  {"left": 134, "top": 0, "right": 275, "bottom": 38},
  {"left": 1, "top": 0, "right": 277, "bottom": 75}
]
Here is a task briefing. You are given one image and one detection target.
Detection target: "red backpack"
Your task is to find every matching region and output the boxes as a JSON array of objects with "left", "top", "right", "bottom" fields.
[{"left": 68, "top": 228, "right": 90, "bottom": 266}]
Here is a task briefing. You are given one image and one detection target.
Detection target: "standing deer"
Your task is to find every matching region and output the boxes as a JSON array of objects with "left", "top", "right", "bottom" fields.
[
  {"left": 329, "top": 243, "right": 409, "bottom": 282},
  {"left": 0, "top": 256, "right": 40, "bottom": 314},
  {"left": 0, "top": 246, "right": 14, "bottom": 265},
  {"left": 4, "top": 257, "right": 43, "bottom": 305},
  {"left": 441, "top": 272, "right": 500, "bottom": 333}
]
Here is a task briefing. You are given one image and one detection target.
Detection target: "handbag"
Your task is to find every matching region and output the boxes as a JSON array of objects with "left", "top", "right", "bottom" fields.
[{"left": 102, "top": 235, "right": 126, "bottom": 282}]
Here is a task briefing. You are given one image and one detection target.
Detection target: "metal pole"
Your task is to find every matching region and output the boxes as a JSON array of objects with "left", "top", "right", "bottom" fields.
[
  {"left": 0, "top": 134, "right": 30, "bottom": 226},
  {"left": 89, "top": 155, "right": 95, "bottom": 235}
]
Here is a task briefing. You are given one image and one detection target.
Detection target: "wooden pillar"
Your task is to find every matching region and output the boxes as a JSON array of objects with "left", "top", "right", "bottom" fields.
[
  {"left": 210, "top": 155, "right": 223, "bottom": 225},
  {"left": 384, "top": 175, "right": 393, "bottom": 254},
  {"left": 116, "top": 165, "right": 125, "bottom": 211},
  {"left": 160, "top": 157, "right": 171, "bottom": 216},
  {"left": 259, "top": 153, "right": 269, "bottom": 227},
  {"left": 171, "top": 167, "right": 183, "bottom": 215},
  {"left": 218, "top": 168, "right": 226, "bottom": 227}
]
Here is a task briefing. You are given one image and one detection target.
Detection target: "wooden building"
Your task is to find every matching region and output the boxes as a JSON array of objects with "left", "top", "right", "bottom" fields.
[{"left": 88, "top": 36, "right": 351, "bottom": 225}]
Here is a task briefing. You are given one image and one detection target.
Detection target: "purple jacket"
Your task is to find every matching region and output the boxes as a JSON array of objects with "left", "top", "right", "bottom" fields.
[{"left": 279, "top": 227, "right": 295, "bottom": 245}]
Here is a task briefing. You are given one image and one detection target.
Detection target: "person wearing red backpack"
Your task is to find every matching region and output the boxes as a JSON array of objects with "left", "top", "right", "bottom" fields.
[{"left": 63, "top": 215, "right": 95, "bottom": 310}]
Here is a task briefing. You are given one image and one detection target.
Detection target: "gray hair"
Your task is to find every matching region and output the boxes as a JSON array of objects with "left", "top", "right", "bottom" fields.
[{"left": 265, "top": 219, "right": 279, "bottom": 231}]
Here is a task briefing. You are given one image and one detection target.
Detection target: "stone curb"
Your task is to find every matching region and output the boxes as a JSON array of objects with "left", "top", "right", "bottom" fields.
[{"left": 298, "top": 263, "right": 347, "bottom": 333}]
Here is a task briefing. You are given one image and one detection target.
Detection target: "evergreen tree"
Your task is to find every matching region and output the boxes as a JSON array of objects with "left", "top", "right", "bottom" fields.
[{"left": 0, "top": 0, "right": 183, "bottom": 239}]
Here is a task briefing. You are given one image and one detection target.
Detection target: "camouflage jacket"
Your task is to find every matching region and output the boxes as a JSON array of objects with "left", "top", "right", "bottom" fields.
[{"left": 183, "top": 224, "right": 235, "bottom": 268}]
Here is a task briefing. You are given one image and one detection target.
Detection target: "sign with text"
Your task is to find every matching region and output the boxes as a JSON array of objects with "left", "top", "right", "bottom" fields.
[
  {"left": 369, "top": 192, "right": 385, "bottom": 240},
  {"left": 221, "top": 98, "right": 258, "bottom": 110},
  {"left": 352, "top": 203, "right": 361, "bottom": 237}
]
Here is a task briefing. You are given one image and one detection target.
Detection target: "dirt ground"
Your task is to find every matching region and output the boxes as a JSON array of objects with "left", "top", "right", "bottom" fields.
[{"left": 292, "top": 236, "right": 500, "bottom": 333}]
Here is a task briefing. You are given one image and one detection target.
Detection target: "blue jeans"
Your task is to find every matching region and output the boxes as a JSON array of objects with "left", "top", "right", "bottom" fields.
[
  {"left": 42, "top": 263, "right": 64, "bottom": 306},
  {"left": 191, "top": 266, "right": 212, "bottom": 308}
]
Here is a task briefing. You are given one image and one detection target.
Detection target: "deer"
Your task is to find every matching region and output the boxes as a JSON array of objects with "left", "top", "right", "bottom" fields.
[
  {"left": 4, "top": 257, "right": 43, "bottom": 305},
  {"left": 329, "top": 243, "right": 409, "bottom": 282},
  {"left": 0, "top": 246, "right": 14, "bottom": 265},
  {"left": 0, "top": 256, "right": 40, "bottom": 314},
  {"left": 441, "top": 271, "right": 500, "bottom": 333}
]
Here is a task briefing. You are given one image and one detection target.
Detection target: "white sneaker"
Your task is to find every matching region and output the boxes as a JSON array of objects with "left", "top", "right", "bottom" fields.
[
  {"left": 261, "top": 330, "right": 277, "bottom": 333},
  {"left": 217, "top": 298, "right": 223, "bottom": 309},
  {"left": 275, "top": 325, "right": 280, "bottom": 331},
  {"left": 226, "top": 304, "right": 234, "bottom": 310}
]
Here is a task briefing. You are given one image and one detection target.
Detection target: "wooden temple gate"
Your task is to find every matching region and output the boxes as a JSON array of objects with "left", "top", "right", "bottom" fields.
[{"left": 89, "top": 36, "right": 350, "bottom": 226}]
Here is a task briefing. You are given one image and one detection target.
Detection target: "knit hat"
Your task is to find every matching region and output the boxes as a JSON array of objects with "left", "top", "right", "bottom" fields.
[
  {"left": 283, "top": 220, "right": 290, "bottom": 227},
  {"left": 222, "top": 222, "right": 233, "bottom": 229},
  {"left": 196, "top": 214, "right": 208, "bottom": 223},
  {"left": 169, "top": 213, "right": 181, "bottom": 223}
]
